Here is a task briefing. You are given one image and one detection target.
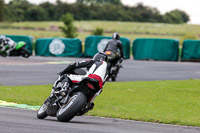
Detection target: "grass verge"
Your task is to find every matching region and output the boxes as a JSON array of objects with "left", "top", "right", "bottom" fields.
[{"left": 0, "top": 80, "right": 200, "bottom": 126}]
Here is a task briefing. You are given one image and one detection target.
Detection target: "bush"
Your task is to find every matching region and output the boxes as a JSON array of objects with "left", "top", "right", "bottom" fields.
[
  {"left": 92, "top": 27, "right": 104, "bottom": 35},
  {"left": 0, "top": 0, "right": 4, "bottom": 21},
  {"left": 59, "top": 13, "right": 78, "bottom": 38}
]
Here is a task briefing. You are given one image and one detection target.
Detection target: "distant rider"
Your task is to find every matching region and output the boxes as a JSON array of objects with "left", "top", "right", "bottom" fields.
[
  {"left": 104, "top": 33, "right": 124, "bottom": 63},
  {"left": 0, "top": 35, "right": 17, "bottom": 56}
]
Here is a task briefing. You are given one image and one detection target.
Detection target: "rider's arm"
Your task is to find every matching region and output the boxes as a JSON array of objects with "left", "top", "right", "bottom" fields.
[
  {"left": 103, "top": 43, "right": 108, "bottom": 52},
  {"left": 59, "top": 60, "right": 94, "bottom": 75},
  {"left": 118, "top": 41, "right": 124, "bottom": 58}
]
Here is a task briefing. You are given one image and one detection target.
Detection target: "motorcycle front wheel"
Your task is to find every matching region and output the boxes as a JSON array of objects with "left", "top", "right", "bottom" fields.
[
  {"left": 20, "top": 47, "right": 30, "bottom": 58},
  {"left": 57, "top": 92, "right": 87, "bottom": 122},
  {"left": 37, "top": 103, "right": 48, "bottom": 119}
]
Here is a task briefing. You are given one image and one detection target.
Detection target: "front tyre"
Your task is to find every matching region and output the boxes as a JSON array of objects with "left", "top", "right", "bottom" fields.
[
  {"left": 20, "top": 47, "right": 30, "bottom": 58},
  {"left": 57, "top": 92, "right": 87, "bottom": 122},
  {"left": 37, "top": 103, "right": 48, "bottom": 119}
]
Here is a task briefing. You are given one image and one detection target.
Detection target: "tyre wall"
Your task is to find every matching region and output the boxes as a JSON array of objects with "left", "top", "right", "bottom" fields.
[
  {"left": 84, "top": 35, "right": 130, "bottom": 59},
  {"left": 132, "top": 38, "right": 179, "bottom": 61},
  {"left": 35, "top": 38, "right": 82, "bottom": 57},
  {"left": 181, "top": 40, "right": 200, "bottom": 61}
]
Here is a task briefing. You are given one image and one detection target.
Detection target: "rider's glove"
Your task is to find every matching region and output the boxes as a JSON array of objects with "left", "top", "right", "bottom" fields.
[{"left": 58, "top": 71, "right": 64, "bottom": 76}]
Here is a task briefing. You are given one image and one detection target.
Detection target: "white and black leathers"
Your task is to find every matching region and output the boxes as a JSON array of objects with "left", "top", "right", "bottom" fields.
[
  {"left": 0, "top": 36, "right": 17, "bottom": 55},
  {"left": 59, "top": 59, "right": 107, "bottom": 89}
]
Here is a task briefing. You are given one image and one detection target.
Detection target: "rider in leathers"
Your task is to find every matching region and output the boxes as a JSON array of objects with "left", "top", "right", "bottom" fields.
[
  {"left": 103, "top": 33, "right": 124, "bottom": 77},
  {"left": 58, "top": 52, "right": 108, "bottom": 91},
  {"left": 104, "top": 33, "right": 124, "bottom": 64},
  {"left": 0, "top": 35, "right": 17, "bottom": 56}
]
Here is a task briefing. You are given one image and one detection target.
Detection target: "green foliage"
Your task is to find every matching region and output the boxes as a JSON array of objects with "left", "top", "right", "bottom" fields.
[
  {"left": 163, "top": 9, "right": 190, "bottom": 24},
  {"left": 4, "top": 0, "right": 34, "bottom": 21},
  {"left": 0, "top": 0, "right": 4, "bottom": 21},
  {"left": 59, "top": 13, "right": 78, "bottom": 38},
  {"left": 1, "top": 80, "right": 200, "bottom": 126},
  {"left": 77, "top": 0, "right": 122, "bottom": 5},
  {"left": 26, "top": 6, "right": 48, "bottom": 21},
  {"left": 2, "top": 1, "right": 190, "bottom": 24},
  {"left": 39, "top": 2, "right": 56, "bottom": 20},
  {"left": 92, "top": 27, "right": 104, "bottom": 35},
  {"left": 126, "top": 3, "right": 164, "bottom": 23}
]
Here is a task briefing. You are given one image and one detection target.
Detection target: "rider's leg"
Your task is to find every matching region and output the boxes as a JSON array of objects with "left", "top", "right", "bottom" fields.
[{"left": 6, "top": 48, "right": 13, "bottom": 56}]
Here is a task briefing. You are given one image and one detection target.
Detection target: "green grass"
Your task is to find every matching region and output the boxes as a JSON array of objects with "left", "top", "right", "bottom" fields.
[
  {"left": 0, "top": 80, "right": 200, "bottom": 126},
  {"left": 0, "top": 28, "right": 181, "bottom": 43},
  {"left": 0, "top": 85, "right": 52, "bottom": 105},
  {"left": 2, "top": 21, "right": 200, "bottom": 35},
  {"left": 1, "top": 21, "right": 200, "bottom": 43}
]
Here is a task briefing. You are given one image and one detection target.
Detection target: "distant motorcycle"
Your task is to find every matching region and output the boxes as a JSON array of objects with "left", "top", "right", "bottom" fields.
[
  {"left": 9, "top": 41, "right": 30, "bottom": 58},
  {"left": 105, "top": 50, "right": 123, "bottom": 81},
  {"left": 37, "top": 69, "right": 104, "bottom": 122},
  {"left": 0, "top": 41, "right": 30, "bottom": 58}
]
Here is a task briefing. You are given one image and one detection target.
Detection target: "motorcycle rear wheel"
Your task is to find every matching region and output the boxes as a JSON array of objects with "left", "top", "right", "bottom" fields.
[
  {"left": 57, "top": 92, "right": 87, "bottom": 122},
  {"left": 111, "top": 66, "right": 120, "bottom": 81},
  {"left": 112, "top": 75, "right": 117, "bottom": 81}
]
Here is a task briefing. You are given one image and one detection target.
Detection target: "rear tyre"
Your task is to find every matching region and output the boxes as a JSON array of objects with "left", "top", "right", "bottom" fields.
[
  {"left": 37, "top": 103, "right": 48, "bottom": 119},
  {"left": 111, "top": 66, "right": 120, "bottom": 81},
  {"left": 1, "top": 53, "right": 7, "bottom": 57},
  {"left": 57, "top": 92, "right": 87, "bottom": 122},
  {"left": 111, "top": 76, "right": 116, "bottom": 81}
]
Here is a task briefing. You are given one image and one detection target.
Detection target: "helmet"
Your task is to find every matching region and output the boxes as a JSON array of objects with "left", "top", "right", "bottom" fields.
[
  {"left": 112, "top": 33, "right": 120, "bottom": 40},
  {"left": 0, "top": 35, "right": 6, "bottom": 44},
  {"left": 93, "top": 52, "right": 108, "bottom": 62}
]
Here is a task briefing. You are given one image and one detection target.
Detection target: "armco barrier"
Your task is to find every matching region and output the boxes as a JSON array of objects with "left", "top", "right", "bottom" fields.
[
  {"left": 35, "top": 38, "right": 82, "bottom": 57},
  {"left": 3, "top": 35, "right": 33, "bottom": 55},
  {"left": 84, "top": 35, "right": 130, "bottom": 59},
  {"left": 181, "top": 40, "right": 200, "bottom": 61},
  {"left": 132, "top": 38, "right": 179, "bottom": 61}
]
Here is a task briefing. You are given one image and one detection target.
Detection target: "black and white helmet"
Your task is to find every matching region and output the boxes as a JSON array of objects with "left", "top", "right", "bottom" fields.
[
  {"left": 0, "top": 35, "right": 6, "bottom": 44},
  {"left": 112, "top": 33, "right": 120, "bottom": 40},
  {"left": 93, "top": 52, "right": 108, "bottom": 62}
]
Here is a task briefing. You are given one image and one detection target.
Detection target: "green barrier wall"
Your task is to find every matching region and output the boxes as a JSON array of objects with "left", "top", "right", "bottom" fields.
[
  {"left": 2, "top": 35, "right": 33, "bottom": 55},
  {"left": 132, "top": 38, "right": 179, "bottom": 61},
  {"left": 181, "top": 40, "right": 200, "bottom": 61},
  {"left": 84, "top": 35, "right": 130, "bottom": 59},
  {"left": 35, "top": 38, "right": 82, "bottom": 57}
]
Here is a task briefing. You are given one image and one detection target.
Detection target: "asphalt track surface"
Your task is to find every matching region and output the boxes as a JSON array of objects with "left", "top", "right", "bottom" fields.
[
  {"left": 0, "top": 56, "right": 200, "bottom": 85},
  {"left": 0, "top": 56, "right": 200, "bottom": 133},
  {"left": 1, "top": 106, "right": 200, "bottom": 133}
]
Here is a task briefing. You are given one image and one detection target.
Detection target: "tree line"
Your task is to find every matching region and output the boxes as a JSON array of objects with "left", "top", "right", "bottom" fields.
[{"left": 0, "top": 0, "right": 190, "bottom": 24}]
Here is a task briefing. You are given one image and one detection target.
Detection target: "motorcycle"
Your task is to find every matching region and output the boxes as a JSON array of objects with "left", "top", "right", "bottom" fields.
[
  {"left": 0, "top": 41, "right": 30, "bottom": 58},
  {"left": 105, "top": 50, "right": 123, "bottom": 81},
  {"left": 9, "top": 41, "right": 30, "bottom": 58},
  {"left": 37, "top": 69, "right": 104, "bottom": 122}
]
